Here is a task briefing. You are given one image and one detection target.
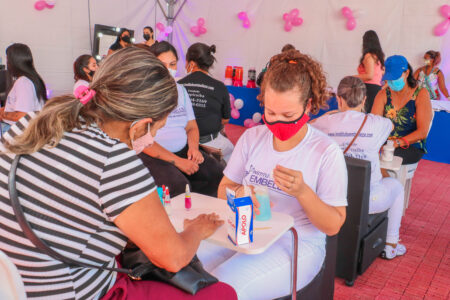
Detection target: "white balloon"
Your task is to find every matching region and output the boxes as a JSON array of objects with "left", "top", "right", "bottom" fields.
[
  {"left": 234, "top": 99, "right": 244, "bottom": 110},
  {"left": 252, "top": 112, "right": 262, "bottom": 123}
]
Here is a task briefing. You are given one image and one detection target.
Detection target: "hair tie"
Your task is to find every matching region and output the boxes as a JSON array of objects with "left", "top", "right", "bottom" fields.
[
  {"left": 74, "top": 85, "right": 96, "bottom": 105},
  {"left": 288, "top": 60, "right": 297, "bottom": 64}
]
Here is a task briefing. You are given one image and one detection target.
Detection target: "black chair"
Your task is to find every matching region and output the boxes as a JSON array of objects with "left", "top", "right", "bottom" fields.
[
  {"left": 276, "top": 235, "right": 338, "bottom": 300},
  {"left": 335, "top": 156, "right": 388, "bottom": 286}
]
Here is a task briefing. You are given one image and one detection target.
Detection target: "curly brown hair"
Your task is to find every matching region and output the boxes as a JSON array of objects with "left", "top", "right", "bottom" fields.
[{"left": 258, "top": 50, "right": 329, "bottom": 115}]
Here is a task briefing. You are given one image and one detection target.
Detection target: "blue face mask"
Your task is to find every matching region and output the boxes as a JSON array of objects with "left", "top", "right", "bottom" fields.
[{"left": 388, "top": 77, "right": 405, "bottom": 92}]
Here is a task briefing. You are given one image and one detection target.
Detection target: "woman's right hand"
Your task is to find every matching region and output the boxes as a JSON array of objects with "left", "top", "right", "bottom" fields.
[
  {"left": 183, "top": 213, "right": 224, "bottom": 239},
  {"left": 175, "top": 158, "right": 199, "bottom": 175}
]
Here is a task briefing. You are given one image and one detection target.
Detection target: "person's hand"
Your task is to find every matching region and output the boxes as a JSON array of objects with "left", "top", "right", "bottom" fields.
[
  {"left": 187, "top": 147, "right": 204, "bottom": 164},
  {"left": 175, "top": 158, "right": 199, "bottom": 175},
  {"left": 183, "top": 213, "right": 224, "bottom": 239},
  {"left": 273, "top": 165, "right": 307, "bottom": 198}
]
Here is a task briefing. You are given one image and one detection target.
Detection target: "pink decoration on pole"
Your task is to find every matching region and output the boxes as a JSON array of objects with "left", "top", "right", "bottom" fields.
[
  {"left": 156, "top": 23, "right": 173, "bottom": 41},
  {"left": 237, "top": 11, "right": 251, "bottom": 29},
  {"left": 283, "top": 8, "right": 303, "bottom": 32},
  {"left": 156, "top": 22, "right": 165, "bottom": 31},
  {"left": 190, "top": 18, "right": 207, "bottom": 37},
  {"left": 341, "top": 6, "right": 356, "bottom": 31},
  {"left": 34, "top": 1, "right": 46, "bottom": 10},
  {"left": 434, "top": 5, "right": 450, "bottom": 36}
]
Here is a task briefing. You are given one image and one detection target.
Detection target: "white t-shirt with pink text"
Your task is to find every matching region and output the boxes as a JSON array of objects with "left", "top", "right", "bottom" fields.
[{"left": 224, "top": 124, "right": 348, "bottom": 241}]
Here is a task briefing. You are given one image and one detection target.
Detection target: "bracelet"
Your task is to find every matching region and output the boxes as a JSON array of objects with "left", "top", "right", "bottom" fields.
[{"left": 399, "top": 137, "right": 409, "bottom": 149}]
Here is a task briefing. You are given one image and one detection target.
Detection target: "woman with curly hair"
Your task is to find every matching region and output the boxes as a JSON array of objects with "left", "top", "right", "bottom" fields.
[
  {"left": 196, "top": 49, "right": 348, "bottom": 300},
  {"left": 372, "top": 55, "right": 432, "bottom": 165}
]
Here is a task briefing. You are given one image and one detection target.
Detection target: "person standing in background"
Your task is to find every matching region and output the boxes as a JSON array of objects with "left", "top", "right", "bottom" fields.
[
  {"left": 72, "top": 54, "right": 98, "bottom": 93},
  {"left": 414, "top": 50, "right": 450, "bottom": 100},
  {"left": 0, "top": 43, "right": 46, "bottom": 133},
  {"left": 355, "top": 30, "right": 385, "bottom": 113},
  {"left": 142, "top": 26, "right": 156, "bottom": 47},
  {"left": 178, "top": 43, "right": 234, "bottom": 162}
]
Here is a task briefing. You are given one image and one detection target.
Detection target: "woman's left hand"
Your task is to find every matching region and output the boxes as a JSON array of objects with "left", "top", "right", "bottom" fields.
[
  {"left": 188, "top": 147, "right": 204, "bottom": 164},
  {"left": 273, "top": 165, "right": 307, "bottom": 198}
]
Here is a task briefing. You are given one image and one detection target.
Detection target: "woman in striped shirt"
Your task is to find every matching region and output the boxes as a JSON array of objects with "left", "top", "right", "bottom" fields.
[{"left": 0, "top": 47, "right": 235, "bottom": 300}]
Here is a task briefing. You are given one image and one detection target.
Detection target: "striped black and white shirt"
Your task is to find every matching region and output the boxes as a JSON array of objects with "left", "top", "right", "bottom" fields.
[{"left": 0, "top": 113, "right": 156, "bottom": 299}]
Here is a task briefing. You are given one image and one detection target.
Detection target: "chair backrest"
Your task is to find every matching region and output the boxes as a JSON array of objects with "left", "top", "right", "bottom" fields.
[{"left": 0, "top": 250, "right": 26, "bottom": 300}]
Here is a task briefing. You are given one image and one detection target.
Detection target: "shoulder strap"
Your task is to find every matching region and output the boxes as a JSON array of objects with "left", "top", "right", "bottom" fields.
[
  {"left": 8, "top": 155, "right": 130, "bottom": 274},
  {"left": 343, "top": 114, "right": 368, "bottom": 154}
]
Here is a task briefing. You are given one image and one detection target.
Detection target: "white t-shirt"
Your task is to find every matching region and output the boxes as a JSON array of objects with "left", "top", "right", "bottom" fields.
[
  {"left": 73, "top": 79, "right": 90, "bottom": 93},
  {"left": 154, "top": 84, "right": 196, "bottom": 153},
  {"left": 224, "top": 125, "right": 348, "bottom": 241},
  {"left": 312, "top": 110, "right": 392, "bottom": 190},
  {"left": 4, "top": 76, "right": 44, "bottom": 125}
]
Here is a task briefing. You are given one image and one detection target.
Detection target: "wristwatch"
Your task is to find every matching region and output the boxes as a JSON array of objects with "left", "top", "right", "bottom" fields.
[{"left": 395, "top": 139, "right": 401, "bottom": 147}]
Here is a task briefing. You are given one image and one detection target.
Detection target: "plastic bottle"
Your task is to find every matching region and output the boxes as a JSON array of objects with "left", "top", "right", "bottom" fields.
[
  {"left": 164, "top": 188, "right": 172, "bottom": 215},
  {"left": 381, "top": 140, "right": 395, "bottom": 162}
]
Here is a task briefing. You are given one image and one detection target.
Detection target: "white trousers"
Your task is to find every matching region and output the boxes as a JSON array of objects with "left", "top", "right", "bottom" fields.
[
  {"left": 201, "top": 133, "right": 234, "bottom": 163},
  {"left": 369, "top": 177, "right": 405, "bottom": 244},
  {"left": 197, "top": 234, "right": 325, "bottom": 300}
]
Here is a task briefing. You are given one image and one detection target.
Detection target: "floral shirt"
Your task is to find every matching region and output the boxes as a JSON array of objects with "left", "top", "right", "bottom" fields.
[{"left": 383, "top": 88, "right": 426, "bottom": 152}]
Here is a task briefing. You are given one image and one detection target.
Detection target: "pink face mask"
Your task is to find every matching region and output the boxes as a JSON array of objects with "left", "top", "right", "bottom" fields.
[{"left": 130, "top": 122, "right": 154, "bottom": 154}]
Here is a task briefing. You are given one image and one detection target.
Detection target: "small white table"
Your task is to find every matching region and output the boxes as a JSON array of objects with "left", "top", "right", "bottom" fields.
[
  {"left": 169, "top": 193, "right": 299, "bottom": 300},
  {"left": 380, "top": 155, "right": 403, "bottom": 172}
]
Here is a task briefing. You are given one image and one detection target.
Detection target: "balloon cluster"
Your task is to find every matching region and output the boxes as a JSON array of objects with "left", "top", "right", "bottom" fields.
[
  {"left": 191, "top": 18, "right": 207, "bottom": 37},
  {"left": 238, "top": 12, "right": 251, "bottom": 29},
  {"left": 229, "top": 93, "right": 261, "bottom": 128},
  {"left": 156, "top": 23, "right": 173, "bottom": 41},
  {"left": 434, "top": 5, "right": 450, "bottom": 36},
  {"left": 34, "top": 0, "right": 55, "bottom": 10},
  {"left": 243, "top": 113, "right": 261, "bottom": 128},
  {"left": 341, "top": 7, "right": 356, "bottom": 31},
  {"left": 282, "top": 9, "right": 303, "bottom": 32}
]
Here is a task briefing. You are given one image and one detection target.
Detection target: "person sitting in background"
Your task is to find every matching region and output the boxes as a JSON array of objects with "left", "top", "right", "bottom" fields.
[
  {"left": 108, "top": 28, "right": 132, "bottom": 55},
  {"left": 0, "top": 43, "right": 46, "bottom": 133},
  {"left": 139, "top": 41, "right": 224, "bottom": 197},
  {"left": 256, "top": 43, "right": 297, "bottom": 87},
  {"left": 414, "top": 50, "right": 450, "bottom": 100},
  {"left": 178, "top": 43, "right": 234, "bottom": 162},
  {"left": 72, "top": 54, "right": 98, "bottom": 93},
  {"left": 142, "top": 26, "right": 156, "bottom": 47},
  {"left": 0, "top": 47, "right": 236, "bottom": 300},
  {"left": 372, "top": 55, "right": 432, "bottom": 165},
  {"left": 313, "top": 76, "right": 406, "bottom": 259},
  {"left": 355, "top": 30, "right": 385, "bottom": 113},
  {"left": 197, "top": 50, "right": 347, "bottom": 300}
]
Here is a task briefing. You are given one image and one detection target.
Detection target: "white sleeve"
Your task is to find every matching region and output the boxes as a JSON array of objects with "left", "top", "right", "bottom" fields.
[
  {"left": 11, "top": 78, "right": 38, "bottom": 112},
  {"left": 316, "top": 143, "right": 348, "bottom": 207},
  {"left": 223, "top": 131, "right": 250, "bottom": 184}
]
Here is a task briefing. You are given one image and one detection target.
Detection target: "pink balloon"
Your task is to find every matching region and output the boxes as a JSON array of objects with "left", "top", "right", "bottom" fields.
[
  {"left": 290, "top": 8, "right": 300, "bottom": 18},
  {"left": 341, "top": 6, "right": 353, "bottom": 18},
  {"left": 440, "top": 5, "right": 450, "bottom": 18},
  {"left": 165, "top": 26, "right": 173, "bottom": 34},
  {"left": 229, "top": 93, "right": 235, "bottom": 102},
  {"left": 346, "top": 18, "right": 356, "bottom": 30},
  {"left": 238, "top": 12, "right": 247, "bottom": 20},
  {"left": 199, "top": 27, "right": 207, "bottom": 34},
  {"left": 284, "top": 22, "right": 293, "bottom": 32},
  {"left": 434, "top": 19, "right": 450, "bottom": 36},
  {"left": 292, "top": 17, "right": 303, "bottom": 26},
  {"left": 243, "top": 19, "right": 251, "bottom": 28},
  {"left": 34, "top": 1, "right": 46, "bottom": 10},
  {"left": 243, "top": 119, "right": 253, "bottom": 128},
  {"left": 45, "top": 0, "right": 55, "bottom": 8},
  {"left": 197, "top": 18, "right": 205, "bottom": 26},
  {"left": 156, "top": 22, "right": 165, "bottom": 31},
  {"left": 283, "top": 13, "right": 291, "bottom": 21},
  {"left": 248, "top": 121, "right": 259, "bottom": 128},
  {"left": 231, "top": 109, "right": 240, "bottom": 119}
]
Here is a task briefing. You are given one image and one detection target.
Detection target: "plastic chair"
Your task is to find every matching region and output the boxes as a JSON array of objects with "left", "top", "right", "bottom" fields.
[{"left": 0, "top": 250, "right": 26, "bottom": 300}]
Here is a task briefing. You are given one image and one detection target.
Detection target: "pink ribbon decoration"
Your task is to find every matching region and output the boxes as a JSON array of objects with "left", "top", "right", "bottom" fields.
[{"left": 74, "top": 85, "right": 96, "bottom": 105}]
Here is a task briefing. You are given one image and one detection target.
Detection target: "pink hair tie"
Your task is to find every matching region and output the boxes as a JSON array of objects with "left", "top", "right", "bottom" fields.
[{"left": 74, "top": 85, "right": 96, "bottom": 105}]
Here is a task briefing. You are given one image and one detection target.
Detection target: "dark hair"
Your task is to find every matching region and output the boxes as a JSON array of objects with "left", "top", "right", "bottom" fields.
[
  {"left": 6, "top": 43, "right": 47, "bottom": 101},
  {"left": 73, "top": 55, "right": 92, "bottom": 82},
  {"left": 113, "top": 28, "right": 131, "bottom": 46},
  {"left": 425, "top": 50, "right": 441, "bottom": 66},
  {"left": 281, "top": 44, "right": 295, "bottom": 52},
  {"left": 149, "top": 41, "right": 178, "bottom": 60},
  {"left": 360, "top": 30, "right": 385, "bottom": 68},
  {"left": 144, "top": 26, "right": 154, "bottom": 33},
  {"left": 186, "top": 43, "right": 216, "bottom": 71},
  {"left": 258, "top": 50, "right": 329, "bottom": 115},
  {"left": 406, "top": 63, "right": 417, "bottom": 88},
  {"left": 337, "top": 76, "right": 366, "bottom": 108}
]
